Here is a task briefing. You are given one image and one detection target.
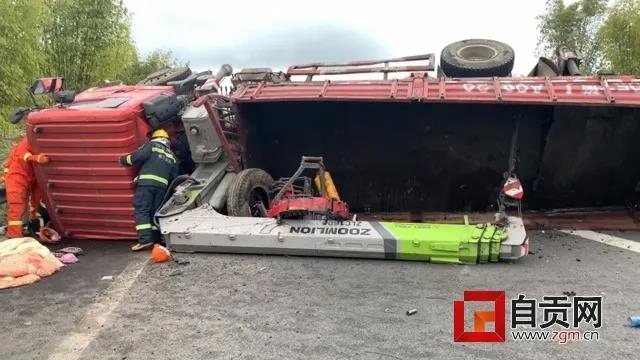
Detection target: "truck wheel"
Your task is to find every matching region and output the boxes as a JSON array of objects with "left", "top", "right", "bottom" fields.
[
  {"left": 440, "top": 39, "right": 514, "bottom": 77},
  {"left": 226, "top": 168, "right": 274, "bottom": 217},
  {"left": 137, "top": 67, "right": 192, "bottom": 86}
]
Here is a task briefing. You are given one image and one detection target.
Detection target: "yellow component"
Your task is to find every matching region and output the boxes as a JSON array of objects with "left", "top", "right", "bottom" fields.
[
  {"left": 8, "top": 220, "right": 23, "bottom": 226},
  {"left": 151, "top": 129, "right": 169, "bottom": 139},
  {"left": 314, "top": 171, "right": 340, "bottom": 201},
  {"left": 136, "top": 223, "right": 152, "bottom": 230},
  {"left": 23, "top": 152, "right": 32, "bottom": 161},
  {"left": 151, "top": 147, "right": 176, "bottom": 162},
  {"left": 125, "top": 154, "right": 132, "bottom": 165},
  {"left": 138, "top": 174, "right": 168, "bottom": 185}
]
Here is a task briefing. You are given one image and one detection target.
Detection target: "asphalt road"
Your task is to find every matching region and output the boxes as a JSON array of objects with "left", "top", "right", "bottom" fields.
[{"left": 1, "top": 230, "right": 639, "bottom": 360}]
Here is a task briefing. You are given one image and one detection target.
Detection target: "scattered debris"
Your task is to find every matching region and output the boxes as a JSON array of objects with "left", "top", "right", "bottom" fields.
[
  {"left": 406, "top": 309, "right": 418, "bottom": 316},
  {"left": 59, "top": 253, "right": 79, "bottom": 264},
  {"left": 628, "top": 316, "right": 640, "bottom": 328},
  {"left": 38, "top": 227, "right": 61, "bottom": 244},
  {"left": 151, "top": 244, "right": 171, "bottom": 263},
  {"left": 58, "top": 247, "right": 83, "bottom": 255},
  {"left": 562, "top": 291, "right": 576, "bottom": 297},
  {"left": 168, "top": 270, "right": 183, "bottom": 277},
  {"left": 101, "top": 275, "right": 114, "bottom": 281},
  {"left": 0, "top": 237, "right": 64, "bottom": 289},
  {"left": 576, "top": 258, "right": 581, "bottom": 262},
  {"left": 173, "top": 258, "right": 190, "bottom": 266}
]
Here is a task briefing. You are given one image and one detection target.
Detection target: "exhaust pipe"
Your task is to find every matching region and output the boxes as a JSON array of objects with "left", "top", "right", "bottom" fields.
[
  {"left": 196, "top": 64, "right": 234, "bottom": 94},
  {"left": 215, "top": 64, "right": 233, "bottom": 81}
]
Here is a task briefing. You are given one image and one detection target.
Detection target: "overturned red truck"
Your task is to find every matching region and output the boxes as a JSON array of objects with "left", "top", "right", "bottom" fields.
[{"left": 18, "top": 39, "right": 640, "bottom": 263}]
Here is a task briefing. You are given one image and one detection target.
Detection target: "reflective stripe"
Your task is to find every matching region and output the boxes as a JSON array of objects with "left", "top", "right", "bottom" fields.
[
  {"left": 8, "top": 220, "right": 23, "bottom": 226},
  {"left": 136, "top": 223, "right": 152, "bottom": 230},
  {"left": 138, "top": 174, "right": 168, "bottom": 185},
  {"left": 23, "top": 152, "right": 32, "bottom": 161},
  {"left": 152, "top": 147, "right": 176, "bottom": 162},
  {"left": 151, "top": 225, "right": 158, "bottom": 230},
  {"left": 3, "top": 168, "right": 8, "bottom": 173},
  {"left": 125, "top": 154, "right": 132, "bottom": 165}
]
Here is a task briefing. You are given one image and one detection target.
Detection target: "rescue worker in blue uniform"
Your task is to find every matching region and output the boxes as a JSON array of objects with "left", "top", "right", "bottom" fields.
[{"left": 119, "top": 129, "right": 178, "bottom": 251}]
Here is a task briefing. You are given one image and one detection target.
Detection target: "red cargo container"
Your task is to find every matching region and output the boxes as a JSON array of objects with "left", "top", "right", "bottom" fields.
[{"left": 27, "top": 85, "right": 174, "bottom": 239}]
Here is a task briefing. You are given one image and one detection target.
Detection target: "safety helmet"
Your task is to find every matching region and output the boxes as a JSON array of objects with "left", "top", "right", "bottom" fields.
[
  {"left": 151, "top": 244, "right": 171, "bottom": 263},
  {"left": 151, "top": 129, "right": 169, "bottom": 139}
]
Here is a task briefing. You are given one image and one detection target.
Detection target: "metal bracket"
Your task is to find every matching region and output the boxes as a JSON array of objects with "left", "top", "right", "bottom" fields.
[
  {"left": 272, "top": 156, "right": 326, "bottom": 203},
  {"left": 493, "top": 77, "right": 503, "bottom": 100},
  {"left": 288, "top": 54, "right": 435, "bottom": 81},
  {"left": 545, "top": 77, "right": 557, "bottom": 101},
  {"left": 600, "top": 77, "right": 616, "bottom": 103},
  {"left": 439, "top": 78, "right": 446, "bottom": 99}
]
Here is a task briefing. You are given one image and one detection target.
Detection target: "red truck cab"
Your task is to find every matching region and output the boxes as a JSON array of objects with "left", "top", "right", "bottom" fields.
[{"left": 27, "top": 85, "right": 175, "bottom": 239}]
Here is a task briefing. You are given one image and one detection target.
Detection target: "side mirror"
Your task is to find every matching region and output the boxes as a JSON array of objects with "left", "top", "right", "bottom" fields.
[
  {"left": 9, "top": 107, "right": 31, "bottom": 124},
  {"left": 30, "top": 77, "right": 64, "bottom": 95},
  {"left": 54, "top": 90, "right": 75, "bottom": 104}
]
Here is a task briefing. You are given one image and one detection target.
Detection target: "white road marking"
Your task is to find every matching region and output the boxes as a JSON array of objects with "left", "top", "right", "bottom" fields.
[
  {"left": 561, "top": 230, "right": 640, "bottom": 254},
  {"left": 47, "top": 257, "right": 149, "bottom": 360}
]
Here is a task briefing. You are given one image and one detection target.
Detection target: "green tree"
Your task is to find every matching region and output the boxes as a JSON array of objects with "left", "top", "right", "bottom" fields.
[
  {"left": 0, "top": 0, "right": 46, "bottom": 135},
  {"left": 42, "top": 0, "right": 137, "bottom": 91},
  {"left": 0, "top": 0, "right": 184, "bottom": 136},
  {"left": 537, "top": 0, "right": 609, "bottom": 73},
  {"left": 599, "top": 0, "right": 640, "bottom": 74},
  {"left": 128, "top": 49, "right": 181, "bottom": 84}
]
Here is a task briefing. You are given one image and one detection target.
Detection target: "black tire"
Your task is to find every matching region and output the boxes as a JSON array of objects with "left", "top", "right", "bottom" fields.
[
  {"left": 226, "top": 168, "right": 274, "bottom": 217},
  {"left": 440, "top": 39, "right": 514, "bottom": 77},
  {"left": 137, "top": 67, "right": 192, "bottom": 86}
]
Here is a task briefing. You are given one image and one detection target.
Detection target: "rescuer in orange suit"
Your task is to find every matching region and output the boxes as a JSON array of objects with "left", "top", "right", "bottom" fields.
[{"left": 2, "top": 138, "right": 48, "bottom": 238}]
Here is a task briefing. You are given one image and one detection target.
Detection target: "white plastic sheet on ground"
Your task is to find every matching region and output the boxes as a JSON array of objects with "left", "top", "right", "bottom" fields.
[{"left": 0, "top": 237, "right": 63, "bottom": 289}]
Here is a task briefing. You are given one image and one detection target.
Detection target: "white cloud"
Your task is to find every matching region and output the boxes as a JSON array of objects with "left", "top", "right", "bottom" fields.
[{"left": 125, "top": 0, "right": 547, "bottom": 75}]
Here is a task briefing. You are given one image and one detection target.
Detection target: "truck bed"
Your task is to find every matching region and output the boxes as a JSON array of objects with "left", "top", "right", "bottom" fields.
[{"left": 232, "top": 76, "right": 640, "bottom": 213}]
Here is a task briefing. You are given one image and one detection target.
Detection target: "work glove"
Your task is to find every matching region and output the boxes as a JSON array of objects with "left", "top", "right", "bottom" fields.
[
  {"left": 27, "top": 154, "right": 49, "bottom": 164},
  {"left": 119, "top": 156, "right": 129, "bottom": 166}
]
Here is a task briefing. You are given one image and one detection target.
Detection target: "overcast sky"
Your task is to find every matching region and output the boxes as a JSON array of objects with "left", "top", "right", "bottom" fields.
[{"left": 124, "top": 0, "right": 548, "bottom": 76}]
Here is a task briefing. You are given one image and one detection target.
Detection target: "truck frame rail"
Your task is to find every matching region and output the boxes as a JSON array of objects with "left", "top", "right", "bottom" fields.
[{"left": 233, "top": 76, "right": 640, "bottom": 107}]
